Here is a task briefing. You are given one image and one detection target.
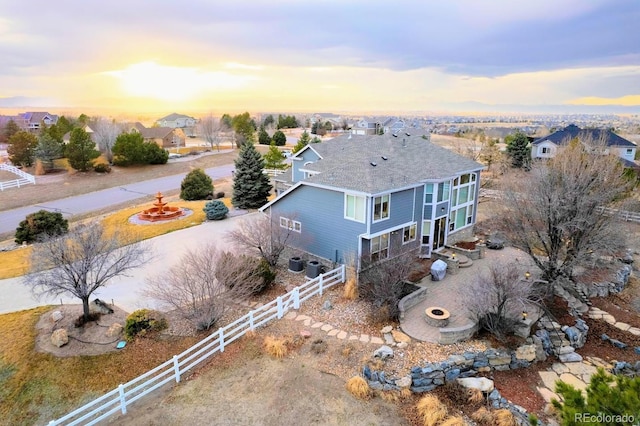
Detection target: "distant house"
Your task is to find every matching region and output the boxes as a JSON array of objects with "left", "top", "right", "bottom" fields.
[
  {"left": 155, "top": 113, "right": 197, "bottom": 129},
  {"left": 381, "top": 118, "right": 406, "bottom": 134},
  {"left": 16, "top": 111, "right": 59, "bottom": 133},
  {"left": 351, "top": 119, "right": 379, "bottom": 135},
  {"left": 138, "top": 127, "right": 185, "bottom": 149},
  {"left": 532, "top": 124, "right": 637, "bottom": 162},
  {"left": 62, "top": 125, "right": 95, "bottom": 144},
  {"left": 262, "top": 133, "right": 484, "bottom": 268}
]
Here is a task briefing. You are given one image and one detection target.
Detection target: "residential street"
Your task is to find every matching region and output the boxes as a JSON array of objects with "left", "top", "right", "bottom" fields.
[
  {"left": 0, "top": 213, "right": 253, "bottom": 315},
  {"left": 0, "top": 162, "right": 235, "bottom": 235}
]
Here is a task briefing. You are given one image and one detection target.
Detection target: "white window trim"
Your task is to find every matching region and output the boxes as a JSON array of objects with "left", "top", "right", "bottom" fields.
[
  {"left": 344, "top": 193, "right": 366, "bottom": 223},
  {"left": 370, "top": 233, "right": 389, "bottom": 261},
  {"left": 279, "top": 217, "right": 301, "bottom": 233},
  {"left": 403, "top": 223, "right": 417, "bottom": 244},
  {"left": 372, "top": 194, "right": 390, "bottom": 223}
]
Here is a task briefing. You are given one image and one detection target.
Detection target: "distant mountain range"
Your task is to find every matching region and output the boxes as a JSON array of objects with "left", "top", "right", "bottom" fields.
[
  {"left": 0, "top": 96, "right": 63, "bottom": 108},
  {"left": 438, "top": 101, "right": 640, "bottom": 115}
]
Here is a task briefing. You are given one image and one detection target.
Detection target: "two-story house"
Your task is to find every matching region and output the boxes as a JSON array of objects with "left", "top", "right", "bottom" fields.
[
  {"left": 155, "top": 113, "right": 197, "bottom": 129},
  {"left": 261, "top": 133, "right": 484, "bottom": 269},
  {"left": 531, "top": 124, "right": 637, "bottom": 163},
  {"left": 138, "top": 127, "right": 185, "bottom": 149},
  {"left": 16, "top": 111, "right": 59, "bottom": 133}
]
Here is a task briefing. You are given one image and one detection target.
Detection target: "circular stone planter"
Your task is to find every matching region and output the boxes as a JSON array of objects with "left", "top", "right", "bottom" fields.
[{"left": 424, "top": 306, "right": 450, "bottom": 327}]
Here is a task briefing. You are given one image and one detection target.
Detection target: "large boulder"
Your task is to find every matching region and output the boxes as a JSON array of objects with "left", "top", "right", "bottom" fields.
[
  {"left": 515, "top": 344, "right": 537, "bottom": 362},
  {"left": 373, "top": 345, "right": 394, "bottom": 360},
  {"left": 106, "top": 323, "right": 123, "bottom": 338},
  {"left": 391, "top": 330, "right": 411, "bottom": 344},
  {"left": 50, "top": 310, "right": 63, "bottom": 323},
  {"left": 90, "top": 298, "right": 114, "bottom": 315},
  {"left": 51, "top": 329, "right": 69, "bottom": 347}
]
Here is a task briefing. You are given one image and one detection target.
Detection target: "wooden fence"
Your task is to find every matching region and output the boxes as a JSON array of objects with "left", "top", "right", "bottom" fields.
[
  {"left": 48, "top": 264, "right": 346, "bottom": 425},
  {"left": 0, "top": 164, "right": 35, "bottom": 191}
]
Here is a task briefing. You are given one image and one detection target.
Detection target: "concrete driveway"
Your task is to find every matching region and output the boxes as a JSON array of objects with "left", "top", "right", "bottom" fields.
[{"left": 0, "top": 213, "right": 256, "bottom": 315}]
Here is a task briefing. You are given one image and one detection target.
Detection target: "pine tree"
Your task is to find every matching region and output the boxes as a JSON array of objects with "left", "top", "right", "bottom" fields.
[
  {"left": 505, "top": 131, "right": 531, "bottom": 169},
  {"left": 180, "top": 168, "right": 213, "bottom": 200},
  {"left": 232, "top": 142, "right": 272, "bottom": 209},
  {"left": 292, "top": 130, "right": 311, "bottom": 153},
  {"left": 35, "top": 133, "right": 62, "bottom": 171},
  {"left": 7, "top": 131, "right": 38, "bottom": 167},
  {"left": 263, "top": 142, "right": 287, "bottom": 170},
  {"left": 258, "top": 128, "right": 271, "bottom": 145},
  {"left": 66, "top": 127, "right": 100, "bottom": 171}
]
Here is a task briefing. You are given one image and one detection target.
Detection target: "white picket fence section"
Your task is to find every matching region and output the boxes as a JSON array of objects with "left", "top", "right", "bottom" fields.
[
  {"left": 48, "top": 264, "right": 345, "bottom": 426},
  {"left": 0, "top": 163, "right": 35, "bottom": 191}
]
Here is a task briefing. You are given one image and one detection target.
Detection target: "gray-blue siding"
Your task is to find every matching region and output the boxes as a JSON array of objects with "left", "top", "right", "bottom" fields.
[
  {"left": 370, "top": 188, "right": 420, "bottom": 234},
  {"left": 291, "top": 149, "right": 321, "bottom": 182},
  {"left": 268, "top": 184, "right": 365, "bottom": 263}
]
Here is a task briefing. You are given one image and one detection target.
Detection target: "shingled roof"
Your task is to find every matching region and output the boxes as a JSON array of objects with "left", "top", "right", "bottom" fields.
[
  {"left": 533, "top": 124, "right": 636, "bottom": 148},
  {"left": 157, "top": 113, "right": 193, "bottom": 122},
  {"left": 294, "top": 133, "right": 483, "bottom": 194}
]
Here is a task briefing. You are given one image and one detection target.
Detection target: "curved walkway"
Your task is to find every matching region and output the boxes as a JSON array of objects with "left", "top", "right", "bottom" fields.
[{"left": 400, "top": 246, "right": 537, "bottom": 342}]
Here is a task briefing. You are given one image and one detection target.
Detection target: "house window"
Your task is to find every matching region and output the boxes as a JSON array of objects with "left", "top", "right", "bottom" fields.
[
  {"left": 437, "top": 181, "right": 450, "bottom": 202},
  {"left": 370, "top": 233, "right": 389, "bottom": 262},
  {"left": 345, "top": 194, "right": 365, "bottom": 222},
  {"left": 424, "top": 184, "right": 434, "bottom": 204},
  {"left": 279, "top": 217, "right": 301, "bottom": 233},
  {"left": 626, "top": 149, "right": 633, "bottom": 155},
  {"left": 403, "top": 223, "right": 417, "bottom": 244},
  {"left": 421, "top": 220, "right": 431, "bottom": 245},
  {"left": 373, "top": 194, "right": 390, "bottom": 221},
  {"left": 541, "top": 147, "right": 550, "bottom": 154}
]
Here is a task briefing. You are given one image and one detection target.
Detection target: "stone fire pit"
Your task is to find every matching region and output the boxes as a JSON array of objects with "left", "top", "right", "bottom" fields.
[{"left": 424, "top": 306, "right": 450, "bottom": 327}]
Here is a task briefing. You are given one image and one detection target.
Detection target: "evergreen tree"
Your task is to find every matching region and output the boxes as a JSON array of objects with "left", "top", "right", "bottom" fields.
[
  {"left": 15, "top": 210, "right": 69, "bottom": 244},
  {"left": 180, "top": 168, "right": 213, "bottom": 200},
  {"left": 292, "top": 130, "right": 311, "bottom": 153},
  {"left": 272, "top": 130, "right": 287, "bottom": 146},
  {"left": 66, "top": 127, "right": 100, "bottom": 171},
  {"left": 2, "top": 119, "right": 20, "bottom": 143},
  {"left": 263, "top": 142, "right": 287, "bottom": 170},
  {"left": 35, "top": 133, "right": 62, "bottom": 171},
  {"left": 505, "top": 131, "right": 531, "bottom": 169},
  {"left": 7, "top": 131, "right": 38, "bottom": 167},
  {"left": 203, "top": 200, "right": 229, "bottom": 220},
  {"left": 258, "top": 128, "right": 271, "bottom": 145},
  {"left": 232, "top": 142, "right": 272, "bottom": 209},
  {"left": 231, "top": 112, "right": 256, "bottom": 147}
]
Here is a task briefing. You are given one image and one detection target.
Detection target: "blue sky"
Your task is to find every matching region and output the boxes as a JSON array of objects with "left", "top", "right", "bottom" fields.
[{"left": 0, "top": 0, "right": 638, "bottom": 113}]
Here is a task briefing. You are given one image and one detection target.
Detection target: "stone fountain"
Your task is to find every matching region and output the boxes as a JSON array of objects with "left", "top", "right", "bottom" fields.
[{"left": 137, "top": 192, "right": 184, "bottom": 222}]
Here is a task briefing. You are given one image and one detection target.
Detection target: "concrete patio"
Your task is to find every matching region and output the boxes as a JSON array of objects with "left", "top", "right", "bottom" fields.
[{"left": 400, "top": 246, "right": 537, "bottom": 343}]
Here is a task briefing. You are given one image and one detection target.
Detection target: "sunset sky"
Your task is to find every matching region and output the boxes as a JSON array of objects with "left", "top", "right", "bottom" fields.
[{"left": 1, "top": 0, "right": 638, "bottom": 114}]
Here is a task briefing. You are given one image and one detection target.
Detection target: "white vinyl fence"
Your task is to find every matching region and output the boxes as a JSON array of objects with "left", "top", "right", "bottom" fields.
[
  {"left": 263, "top": 168, "right": 287, "bottom": 177},
  {"left": 597, "top": 206, "right": 640, "bottom": 224},
  {"left": 48, "top": 264, "right": 345, "bottom": 426},
  {"left": 0, "top": 164, "right": 35, "bottom": 191}
]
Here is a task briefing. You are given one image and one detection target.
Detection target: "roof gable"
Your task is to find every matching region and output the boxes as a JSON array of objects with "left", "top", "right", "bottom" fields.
[{"left": 533, "top": 124, "right": 636, "bottom": 148}]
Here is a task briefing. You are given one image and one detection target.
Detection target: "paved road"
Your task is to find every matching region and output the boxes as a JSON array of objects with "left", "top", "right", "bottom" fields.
[
  {"left": 0, "top": 213, "right": 255, "bottom": 315},
  {"left": 0, "top": 160, "right": 235, "bottom": 235}
]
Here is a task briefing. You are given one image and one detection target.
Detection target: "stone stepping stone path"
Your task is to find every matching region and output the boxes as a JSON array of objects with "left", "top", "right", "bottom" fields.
[
  {"left": 587, "top": 306, "right": 640, "bottom": 336},
  {"left": 536, "top": 357, "right": 608, "bottom": 405},
  {"left": 283, "top": 311, "right": 388, "bottom": 345}
]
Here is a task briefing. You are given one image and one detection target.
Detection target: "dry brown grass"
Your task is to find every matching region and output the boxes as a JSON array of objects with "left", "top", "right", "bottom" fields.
[
  {"left": 416, "top": 394, "right": 448, "bottom": 426},
  {"left": 493, "top": 409, "right": 516, "bottom": 426},
  {"left": 440, "top": 416, "right": 466, "bottom": 426},
  {"left": 471, "top": 407, "right": 493, "bottom": 424},
  {"left": 341, "top": 342, "right": 354, "bottom": 357},
  {"left": 0, "top": 245, "right": 31, "bottom": 279},
  {"left": 346, "top": 376, "right": 371, "bottom": 400},
  {"left": 263, "top": 336, "right": 288, "bottom": 359},
  {"left": 467, "top": 388, "right": 485, "bottom": 404},
  {"left": 342, "top": 278, "right": 358, "bottom": 300}
]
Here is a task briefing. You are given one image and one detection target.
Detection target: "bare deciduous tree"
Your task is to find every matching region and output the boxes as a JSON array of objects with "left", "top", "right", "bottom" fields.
[
  {"left": 197, "top": 115, "right": 223, "bottom": 152},
  {"left": 91, "top": 117, "right": 123, "bottom": 163},
  {"left": 501, "top": 136, "right": 631, "bottom": 282},
  {"left": 226, "top": 213, "right": 298, "bottom": 267},
  {"left": 25, "top": 224, "right": 151, "bottom": 321},
  {"left": 462, "top": 262, "right": 542, "bottom": 341},
  {"left": 145, "top": 244, "right": 262, "bottom": 331},
  {"left": 358, "top": 253, "right": 414, "bottom": 321}
]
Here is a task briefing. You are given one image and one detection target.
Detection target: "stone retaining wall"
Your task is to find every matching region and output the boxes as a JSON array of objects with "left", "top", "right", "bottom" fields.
[
  {"left": 397, "top": 287, "right": 428, "bottom": 321},
  {"left": 437, "top": 322, "right": 479, "bottom": 345}
]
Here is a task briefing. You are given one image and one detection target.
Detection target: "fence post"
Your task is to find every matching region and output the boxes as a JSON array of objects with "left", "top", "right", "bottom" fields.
[
  {"left": 293, "top": 287, "right": 300, "bottom": 310},
  {"left": 341, "top": 264, "right": 346, "bottom": 282},
  {"left": 219, "top": 328, "right": 225, "bottom": 352},
  {"left": 118, "top": 384, "right": 127, "bottom": 414},
  {"left": 318, "top": 274, "right": 324, "bottom": 296},
  {"left": 277, "top": 296, "right": 284, "bottom": 318},
  {"left": 173, "top": 355, "right": 180, "bottom": 383},
  {"left": 249, "top": 310, "right": 254, "bottom": 331}
]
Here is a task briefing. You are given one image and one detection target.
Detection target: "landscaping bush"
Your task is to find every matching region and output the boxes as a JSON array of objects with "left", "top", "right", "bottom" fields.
[
  {"left": 93, "top": 163, "right": 112, "bottom": 173},
  {"left": 124, "top": 309, "right": 167, "bottom": 340},
  {"left": 15, "top": 210, "right": 69, "bottom": 244},
  {"left": 346, "top": 376, "right": 371, "bottom": 400},
  {"left": 263, "top": 336, "right": 288, "bottom": 358},
  {"left": 416, "top": 394, "right": 448, "bottom": 426},
  {"left": 145, "top": 143, "right": 169, "bottom": 164},
  {"left": 215, "top": 191, "right": 225, "bottom": 199},
  {"left": 256, "top": 259, "right": 276, "bottom": 293},
  {"left": 203, "top": 200, "right": 229, "bottom": 220},
  {"left": 180, "top": 168, "right": 213, "bottom": 200}
]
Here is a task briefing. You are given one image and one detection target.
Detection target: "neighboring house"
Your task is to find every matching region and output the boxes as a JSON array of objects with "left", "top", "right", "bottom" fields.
[
  {"left": 352, "top": 119, "right": 379, "bottom": 135},
  {"left": 261, "top": 133, "right": 484, "bottom": 269},
  {"left": 16, "top": 111, "right": 59, "bottom": 133},
  {"left": 138, "top": 127, "right": 185, "bottom": 149},
  {"left": 155, "top": 113, "right": 197, "bottom": 129},
  {"left": 381, "top": 117, "right": 406, "bottom": 134},
  {"left": 62, "top": 125, "right": 94, "bottom": 144},
  {"left": 532, "top": 124, "right": 637, "bottom": 162}
]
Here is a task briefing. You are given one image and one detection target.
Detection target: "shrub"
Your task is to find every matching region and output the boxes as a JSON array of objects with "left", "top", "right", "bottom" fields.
[
  {"left": 492, "top": 409, "right": 516, "bottom": 426},
  {"left": 440, "top": 416, "right": 466, "bottom": 426},
  {"left": 124, "top": 309, "right": 167, "bottom": 340},
  {"left": 215, "top": 191, "right": 225, "bottom": 199},
  {"left": 256, "top": 259, "right": 276, "bottom": 293},
  {"left": 263, "top": 336, "right": 288, "bottom": 358},
  {"left": 471, "top": 407, "right": 493, "bottom": 424},
  {"left": 94, "top": 163, "right": 112, "bottom": 173},
  {"left": 180, "top": 168, "right": 213, "bottom": 200},
  {"left": 144, "top": 143, "right": 169, "bottom": 164},
  {"left": 416, "top": 394, "right": 447, "bottom": 426},
  {"left": 15, "top": 210, "right": 69, "bottom": 244},
  {"left": 346, "top": 376, "right": 371, "bottom": 400},
  {"left": 203, "top": 200, "right": 229, "bottom": 220},
  {"left": 310, "top": 339, "right": 328, "bottom": 354},
  {"left": 342, "top": 277, "right": 358, "bottom": 300}
]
